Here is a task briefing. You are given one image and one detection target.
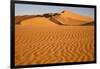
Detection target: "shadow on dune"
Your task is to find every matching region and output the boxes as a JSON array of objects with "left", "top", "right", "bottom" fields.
[{"left": 81, "top": 22, "right": 94, "bottom": 26}]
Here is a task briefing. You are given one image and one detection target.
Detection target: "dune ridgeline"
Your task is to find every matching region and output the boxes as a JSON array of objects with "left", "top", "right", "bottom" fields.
[{"left": 15, "top": 10, "right": 94, "bottom": 26}]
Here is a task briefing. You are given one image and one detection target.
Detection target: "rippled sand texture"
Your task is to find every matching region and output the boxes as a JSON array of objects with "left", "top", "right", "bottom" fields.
[{"left": 15, "top": 25, "right": 94, "bottom": 65}]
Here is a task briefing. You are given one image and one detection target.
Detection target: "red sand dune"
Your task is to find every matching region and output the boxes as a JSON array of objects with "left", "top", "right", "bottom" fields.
[
  {"left": 21, "top": 17, "right": 58, "bottom": 26},
  {"left": 15, "top": 10, "right": 94, "bottom": 26},
  {"left": 52, "top": 10, "right": 94, "bottom": 25},
  {"left": 15, "top": 15, "right": 37, "bottom": 24}
]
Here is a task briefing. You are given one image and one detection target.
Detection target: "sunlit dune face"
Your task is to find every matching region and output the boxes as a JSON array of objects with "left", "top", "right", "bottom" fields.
[
  {"left": 60, "top": 10, "right": 94, "bottom": 22},
  {"left": 54, "top": 15, "right": 86, "bottom": 25},
  {"left": 53, "top": 10, "right": 94, "bottom": 25},
  {"left": 21, "top": 17, "right": 58, "bottom": 26}
]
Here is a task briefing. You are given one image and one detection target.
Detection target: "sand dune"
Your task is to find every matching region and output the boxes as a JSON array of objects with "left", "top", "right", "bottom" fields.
[
  {"left": 15, "top": 15, "right": 37, "bottom": 24},
  {"left": 53, "top": 10, "right": 94, "bottom": 25},
  {"left": 15, "top": 15, "right": 44, "bottom": 24},
  {"left": 61, "top": 10, "right": 93, "bottom": 21},
  {"left": 15, "top": 10, "right": 94, "bottom": 26},
  {"left": 15, "top": 10, "right": 95, "bottom": 65},
  {"left": 21, "top": 17, "right": 58, "bottom": 26}
]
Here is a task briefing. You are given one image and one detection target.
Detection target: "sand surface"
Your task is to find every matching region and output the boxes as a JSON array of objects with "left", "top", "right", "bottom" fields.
[
  {"left": 15, "top": 10, "right": 95, "bottom": 65},
  {"left": 15, "top": 25, "right": 94, "bottom": 65}
]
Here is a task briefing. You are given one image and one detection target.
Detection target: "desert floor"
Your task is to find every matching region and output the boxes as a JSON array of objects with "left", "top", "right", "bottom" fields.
[{"left": 15, "top": 25, "right": 94, "bottom": 65}]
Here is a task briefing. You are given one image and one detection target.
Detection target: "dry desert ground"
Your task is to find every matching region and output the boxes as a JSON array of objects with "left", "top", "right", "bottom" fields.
[{"left": 15, "top": 10, "right": 95, "bottom": 65}]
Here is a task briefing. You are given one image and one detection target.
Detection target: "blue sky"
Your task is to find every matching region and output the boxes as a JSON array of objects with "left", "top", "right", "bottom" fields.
[{"left": 15, "top": 3, "right": 95, "bottom": 19}]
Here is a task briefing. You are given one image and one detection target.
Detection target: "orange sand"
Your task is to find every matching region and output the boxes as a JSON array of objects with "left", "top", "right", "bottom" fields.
[
  {"left": 15, "top": 10, "right": 94, "bottom": 65},
  {"left": 15, "top": 25, "right": 94, "bottom": 65}
]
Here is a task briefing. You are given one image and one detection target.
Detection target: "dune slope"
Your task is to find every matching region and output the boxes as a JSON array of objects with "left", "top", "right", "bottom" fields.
[
  {"left": 20, "top": 17, "right": 58, "bottom": 26},
  {"left": 53, "top": 10, "right": 94, "bottom": 25}
]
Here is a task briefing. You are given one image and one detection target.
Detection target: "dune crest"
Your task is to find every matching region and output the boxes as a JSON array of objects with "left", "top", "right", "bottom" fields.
[
  {"left": 53, "top": 10, "right": 94, "bottom": 25},
  {"left": 61, "top": 10, "right": 93, "bottom": 21}
]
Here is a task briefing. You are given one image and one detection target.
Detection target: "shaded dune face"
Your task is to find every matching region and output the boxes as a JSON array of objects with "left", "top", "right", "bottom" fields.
[{"left": 15, "top": 15, "right": 37, "bottom": 24}]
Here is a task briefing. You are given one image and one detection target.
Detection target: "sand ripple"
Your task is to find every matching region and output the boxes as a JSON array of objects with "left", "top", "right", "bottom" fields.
[{"left": 15, "top": 26, "right": 94, "bottom": 65}]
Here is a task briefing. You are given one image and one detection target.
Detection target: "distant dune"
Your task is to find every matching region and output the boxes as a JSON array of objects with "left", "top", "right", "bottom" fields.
[
  {"left": 52, "top": 10, "right": 94, "bottom": 26},
  {"left": 15, "top": 15, "right": 35, "bottom": 24},
  {"left": 15, "top": 15, "right": 44, "bottom": 24},
  {"left": 15, "top": 10, "right": 94, "bottom": 26},
  {"left": 21, "top": 17, "right": 58, "bottom": 26}
]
